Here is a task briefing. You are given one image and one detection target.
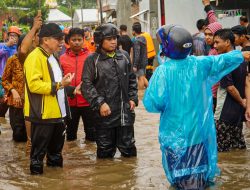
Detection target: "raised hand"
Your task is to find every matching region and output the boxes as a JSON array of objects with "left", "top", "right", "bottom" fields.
[
  {"left": 242, "top": 51, "right": 250, "bottom": 61},
  {"left": 33, "top": 14, "right": 43, "bottom": 32},
  {"left": 202, "top": 0, "right": 210, "bottom": 6},
  {"left": 6, "top": 36, "right": 17, "bottom": 46},
  {"left": 62, "top": 73, "right": 75, "bottom": 87}
]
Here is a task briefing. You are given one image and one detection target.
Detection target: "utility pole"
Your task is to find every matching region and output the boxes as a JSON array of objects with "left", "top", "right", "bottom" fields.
[
  {"left": 99, "top": 0, "right": 104, "bottom": 24},
  {"left": 81, "top": 0, "right": 84, "bottom": 28},
  {"left": 116, "top": 0, "right": 132, "bottom": 35}
]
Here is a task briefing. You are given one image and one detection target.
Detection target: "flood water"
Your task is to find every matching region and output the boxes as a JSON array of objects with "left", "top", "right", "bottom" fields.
[{"left": 0, "top": 98, "right": 250, "bottom": 190}]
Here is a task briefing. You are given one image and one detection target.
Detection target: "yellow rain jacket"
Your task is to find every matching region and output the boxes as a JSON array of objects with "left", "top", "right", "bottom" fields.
[{"left": 24, "top": 47, "right": 70, "bottom": 123}]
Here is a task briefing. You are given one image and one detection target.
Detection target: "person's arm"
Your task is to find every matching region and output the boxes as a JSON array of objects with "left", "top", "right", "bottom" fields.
[
  {"left": 133, "top": 40, "right": 140, "bottom": 69},
  {"left": 126, "top": 52, "right": 138, "bottom": 107},
  {"left": 19, "top": 15, "right": 42, "bottom": 61},
  {"left": 197, "top": 50, "right": 250, "bottom": 84},
  {"left": 1, "top": 56, "right": 14, "bottom": 93},
  {"left": 245, "top": 76, "right": 250, "bottom": 120},
  {"left": 143, "top": 65, "right": 168, "bottom": 113},
  {"left": 202, "top": 0, "right": 218, "bottom": 24},
  {"left": 227, "top": 86, "right": 246, "bottom": 107},
  {"left": 81, "top": 55, "right": 105, "bottom": 111},
  {"left": 129, "top": 39, "right": 134, "bottom": 63},
  {"left": 130, "top": 47, "right": 134, "bottom": 64},
  {"left": 220, "top": 73, "right": 246, "bottom": 107},
  {"left": 25, "top": 54, "right": 73, "bottom": 95}
]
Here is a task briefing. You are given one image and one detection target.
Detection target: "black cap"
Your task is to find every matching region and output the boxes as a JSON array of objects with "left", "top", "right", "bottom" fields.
[
  {"left": 231, "top": 25, "right": 248, "bottom": 35},
  {"left": 38, "top": 23, "right": 64, "bottom": 38}
]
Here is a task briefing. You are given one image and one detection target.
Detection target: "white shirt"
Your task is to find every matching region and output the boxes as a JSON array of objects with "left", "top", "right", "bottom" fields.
[{"left": 48, "top": 55, "right": 66, "bottom": 117}]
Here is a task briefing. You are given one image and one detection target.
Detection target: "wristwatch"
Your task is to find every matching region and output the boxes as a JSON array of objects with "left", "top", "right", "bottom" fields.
[{"left": 56, "top": 82, "right": 64, "bottom": 91}]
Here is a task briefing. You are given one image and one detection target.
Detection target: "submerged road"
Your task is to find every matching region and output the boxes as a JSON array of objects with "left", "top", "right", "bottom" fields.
[{"left": 0, "top": 99, "right": 250, "bottom": 190}]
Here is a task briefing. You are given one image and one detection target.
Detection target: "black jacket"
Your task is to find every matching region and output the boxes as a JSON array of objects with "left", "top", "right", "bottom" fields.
[{"left": 81, "top": 49, "right": 138, "bottom": 128}]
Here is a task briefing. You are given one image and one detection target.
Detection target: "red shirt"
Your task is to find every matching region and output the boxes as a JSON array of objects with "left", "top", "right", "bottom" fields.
[{"left": 60, "top": 48, "right": 90, "bottom": 107}]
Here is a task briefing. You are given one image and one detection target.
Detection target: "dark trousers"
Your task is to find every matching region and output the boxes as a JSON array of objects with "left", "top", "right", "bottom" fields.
[
  {"left": 0, "top": 101, "right": 8, "bottom": 117},
  {"left": 30, "top": 121, "right": 65, "bottom": 174},
  {"left": 9, "top": 106, "right": 27, "bottom": 142},
  {"left": 146, "top": 57, "right": 154, "bottom": 81},
  {"left": 165, "top": 143, "right": 208, "bottom": 190},
  {"left": 173, "top": 173, "right": 207, "bottom": 190},
  {"left": 66, "top": 106, "right": 95, "bottom": 141},
  {"left": 96, "top": 125, "right": 137, "bottom": 158}
]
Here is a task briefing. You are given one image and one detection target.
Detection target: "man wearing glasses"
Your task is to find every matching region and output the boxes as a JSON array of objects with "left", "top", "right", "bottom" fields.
[{"left": 24, "top": 23, "right": 74, "bottom": 175}]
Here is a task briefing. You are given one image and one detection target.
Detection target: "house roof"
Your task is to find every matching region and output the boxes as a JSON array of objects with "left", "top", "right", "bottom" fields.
[
  {"left": 47, "top": 9, "right": 72, "bottom": 23},
  {"left": 74, "top": 9, "right": 106, "bottom": 23}
]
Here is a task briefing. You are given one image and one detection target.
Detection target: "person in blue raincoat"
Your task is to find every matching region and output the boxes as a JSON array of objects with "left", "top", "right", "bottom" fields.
[{"left": 143, "top": 25, "right": 250, "bottom": 190}]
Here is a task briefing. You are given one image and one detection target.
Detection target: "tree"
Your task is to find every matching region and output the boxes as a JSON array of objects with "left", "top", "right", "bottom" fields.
[
  {"left": 57, "top": 0, "right": 97, "bottom": 16},
  {"left": 0, "top": 0, "right": 49, "bottom": 25}
]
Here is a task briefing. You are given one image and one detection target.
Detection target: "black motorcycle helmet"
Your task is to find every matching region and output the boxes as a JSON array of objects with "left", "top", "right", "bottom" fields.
[
  {"left": 94, "top": 23, "right": 119, "bottom": 48},
  {"left": 156, "top": 25, "right": 193, "bottom": 59}
]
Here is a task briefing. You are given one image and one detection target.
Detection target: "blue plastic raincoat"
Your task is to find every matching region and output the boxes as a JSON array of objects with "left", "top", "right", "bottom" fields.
[{"left": 143, "top": 50, "right": 244, "bottom": 185}]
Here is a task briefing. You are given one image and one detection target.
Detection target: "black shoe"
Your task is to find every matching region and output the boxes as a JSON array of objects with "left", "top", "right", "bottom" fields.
[
  {"left": 47, "top": 157, "right": 63, "bottom": 167},
  {"left": 30, "top": 164, "right": 43, "bottom": 175},
  {"left": 120, "top": 147, "right": 137, "bottom": 157}
]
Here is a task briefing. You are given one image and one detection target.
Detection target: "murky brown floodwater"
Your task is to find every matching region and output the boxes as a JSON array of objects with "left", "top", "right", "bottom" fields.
[{"left": 1, "top": 97, "right": 250, "bottom": 190}]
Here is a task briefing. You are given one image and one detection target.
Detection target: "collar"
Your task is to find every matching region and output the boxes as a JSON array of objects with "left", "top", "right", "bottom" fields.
[
  {"left": 38, "top": 46, "right": 50, "bottom": 58},
  {"left": 97, "top": 49, "right": 124, "bottom": 60},
  {"left": 66, "top": 48, "right": 88, "bottom": 57}
]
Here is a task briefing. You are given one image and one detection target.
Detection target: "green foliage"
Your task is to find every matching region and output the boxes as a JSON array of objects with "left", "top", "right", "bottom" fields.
[
  {"left": 58, "top": 0, "right": 96, "bottom": 8},
  {"left": 0, "top": 0, "right": 50, "bottom": 35},
  {"left": 58, "top": 0, "right": 97, "bottom": 16},
  {"left": 19, "top": 24, "right": 30, "bottom": 34},
  {"left": 0, "top": 0, "right": 49, "bottom": 25},
  {"left": 0, "top": 1, "right": 7, "bottom": 10},
  {"left": 58, "top": 4, "right": 74, "bottom": 17},
  {"left": 1, "top": 0, "right": 45, "bottom": 8}
]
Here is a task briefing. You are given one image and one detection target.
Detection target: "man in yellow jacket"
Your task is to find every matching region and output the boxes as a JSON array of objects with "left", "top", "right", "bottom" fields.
[{"left": 24, "top": 23, "right": 74, "bottom": 175}]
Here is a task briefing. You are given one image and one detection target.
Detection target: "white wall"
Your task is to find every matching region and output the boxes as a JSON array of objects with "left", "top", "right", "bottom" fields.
[
  {"left": 218, "top": 16, "right": 241, "bottom": 28},
  {"left": 163, "top": 0, "right": 206, "bottom": 34},
  {"left": 139, "top": 0, "right": 150, "bottom": 32}
]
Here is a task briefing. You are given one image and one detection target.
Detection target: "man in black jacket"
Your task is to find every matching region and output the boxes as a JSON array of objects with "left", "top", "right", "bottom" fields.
[{"left": 81, "top": 23, "right": 138, "bottom": 158}]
